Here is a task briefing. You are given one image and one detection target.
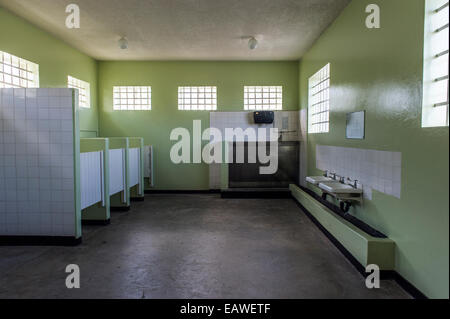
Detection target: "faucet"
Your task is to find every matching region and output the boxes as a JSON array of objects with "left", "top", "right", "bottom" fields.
[
  {"left": 339, "top": 176, "right": 346, "bottom": 184},
  {"left": 323, "top": 170, "right": 329, "bottom": 177},
  {"left": 346, "top": 178, "right": 359, "bottom": 189},
  {"left": 330, "top": 172, "right": 337, "bottom": 180}
]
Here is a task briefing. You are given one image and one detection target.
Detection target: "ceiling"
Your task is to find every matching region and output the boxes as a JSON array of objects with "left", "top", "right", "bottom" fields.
[{"left": 0, "top": 0, "right": 350, "bottom": 61}]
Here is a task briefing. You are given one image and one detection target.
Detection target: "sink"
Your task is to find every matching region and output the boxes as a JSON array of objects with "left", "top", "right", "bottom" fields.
[
  {"left": 318, "top": 181, "right": 363, "bottom": 194},
  {"left": 306, "top": 176, "right": 334, "bottom": 185}
]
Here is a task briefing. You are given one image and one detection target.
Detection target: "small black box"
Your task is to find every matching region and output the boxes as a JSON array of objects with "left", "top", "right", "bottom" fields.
[{"left": 253, "top": 111, "right": 274, "bottom": 124}]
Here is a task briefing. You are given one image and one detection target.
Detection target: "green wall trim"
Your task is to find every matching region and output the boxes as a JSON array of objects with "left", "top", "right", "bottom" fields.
[
  {"left": 80, "top": 138, "right": 108, "bottom": 153},
  {"left": 108, "top": 137, "right": 129, "bottom": 150},
  {"left": 290, "top": 184, "right": 395, "bottom": 270}
]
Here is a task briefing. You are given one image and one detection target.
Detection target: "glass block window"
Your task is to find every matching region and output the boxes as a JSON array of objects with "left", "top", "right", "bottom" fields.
[
  {"left": 422, "top": 0, "right": 449, "bottom": 127},
  {"left": 113, "top": 86, "right": 152, "bottom": 110},
  {"left": 244, "top": 86, "right": 282, "bottom": 110},
  {"left": 0, "top": 50, "right": 39, "bottom": 88},
  {"left": 178, "top": 86, "right": 217, "bottom": 110},
  {"left": 68, "top": 76, "right": 90, "bottom": 108},
  {"left": 308, "top": 63, "right": 330, "bottom": 134}
]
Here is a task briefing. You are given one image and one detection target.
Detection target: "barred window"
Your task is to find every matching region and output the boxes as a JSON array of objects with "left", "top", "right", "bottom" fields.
[
  {"left": 244, "top": 86, "right": 282, "bottom": 110},
  {"left": 113, "top": 86, "right": 152, "bottom": 110},
  {"left": 308, "top": 63, "right": 330, "bottom": 134},
  {"left": 0, "top": 50, "right": 39, "bottom": 88},
  {"left": 422, "top": 0, "right": 449, "bottom": 127},
  {"left": 178, "top": 86, "right": 217, "bottom": 110},
  {"left": 68, "top": 76, "right": 90, "bottom": 108}
]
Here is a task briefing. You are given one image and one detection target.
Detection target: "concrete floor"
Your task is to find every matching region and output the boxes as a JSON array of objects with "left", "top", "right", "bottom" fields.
[{"left": 0, "top": 194, "right": 410, "bottom": 299}]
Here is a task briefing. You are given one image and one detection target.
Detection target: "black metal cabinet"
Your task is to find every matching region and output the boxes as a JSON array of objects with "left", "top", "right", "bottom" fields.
[{"left": 229, "top": 141, "right": 299, "bottom": 189}]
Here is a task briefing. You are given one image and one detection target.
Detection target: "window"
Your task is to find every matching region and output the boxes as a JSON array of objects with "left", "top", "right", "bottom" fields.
[
  {"left": 113, "top": 86, "right": 151, "bottom": 110},
  {"left": 308, "top": 63, "right": 330, "bottom": 134},
  {"left": 68, "top": 76, "right": 90, "bottom": 108},
  {"left": 178, "top": 86, "right": 217, "bottom": 110},
  {"left": 0, "top": 50, "right": 39, "bottom": 88},
  {"left": 422, "top": 0, "right": 449, "bottom": 127},
  {"left": 244, "top": 86, "right": 282, "bottom": 110}
]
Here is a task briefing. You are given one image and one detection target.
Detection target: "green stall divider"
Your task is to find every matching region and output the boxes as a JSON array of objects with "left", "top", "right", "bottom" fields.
[{"left": 129, "top": 137, "right": 145, "bottom": 200}]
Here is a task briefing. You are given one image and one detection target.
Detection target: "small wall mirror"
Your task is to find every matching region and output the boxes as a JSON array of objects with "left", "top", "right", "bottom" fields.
[{"left": 346, "top": 111, "right": 365, "bottom": 139}]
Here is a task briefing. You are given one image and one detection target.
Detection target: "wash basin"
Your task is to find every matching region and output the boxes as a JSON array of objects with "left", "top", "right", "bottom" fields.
[
  {"left": 306, "top": 176, "right": 334, "bottom": 185},
  {"left": 318, "top": 181, "right": 363, "bottom": 194}
]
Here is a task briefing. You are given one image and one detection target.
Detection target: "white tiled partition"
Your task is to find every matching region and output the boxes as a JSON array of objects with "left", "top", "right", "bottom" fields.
[
  {"left": 0, "top": 88, "right": 81, "bottom": 240},
  {"left": 316, "top": 145, "right": 402, "bottom": 200}
]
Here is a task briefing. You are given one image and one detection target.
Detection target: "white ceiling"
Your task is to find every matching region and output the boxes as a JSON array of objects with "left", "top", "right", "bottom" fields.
[{"left": 0, "top": 0, "right": 350, "bottom": 61}]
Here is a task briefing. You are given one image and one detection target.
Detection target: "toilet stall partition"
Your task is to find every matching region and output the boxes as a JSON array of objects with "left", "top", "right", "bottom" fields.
[
  {"left": 128, "top": 137, "right": 144, "bottom": 200},
  {"left": 80, "top": 152, "right": 103, "bottom": 208},
  {"left": 108, "top": 138, "right": 130, "bottom": 210},
  {"left": 143, "top": 145, "right": 154, "bottom": 189},
  {"left": 80, "top": 138, "right": 110, "bottom": 224},
  {"left": 0, "top": 88, "right": 82, "bottom": 245}
]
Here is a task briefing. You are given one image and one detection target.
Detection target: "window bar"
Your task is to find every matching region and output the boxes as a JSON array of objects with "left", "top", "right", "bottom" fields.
[
  {"left": 312, "top": 87, "right": 329, "bottom": 97},
  {"left": 433, "top": 101, "right": 449, "bottom": 107},
  {"left": 310, "top": 77, "right": 330, "bottom": 90},
  {"left": 310, "top": 99, "right": 330, "bottom": 107},
  {"left": 311, "top": 110, "right": 329, "bottom": 116},
  {"left": 434, "top": 75, "right": 449, "bottom": 82},
  {"left": 312, "top": 121, "right": 329, "bottom": 126},
  {"left": 435, "top": 1, "right": 449, "bottom": 13},
  {"left": 435, "top": 50, "right": 449, "bottom": 58},
  {"left": 435, "top": 23, "right": 449, "bottom": 33}
]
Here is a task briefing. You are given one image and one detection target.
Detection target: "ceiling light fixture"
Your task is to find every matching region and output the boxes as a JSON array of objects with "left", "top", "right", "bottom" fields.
[
  {"left": 248, "top": 37, "right": 258, "bottom": 50},
  {"left": 118, "top": 37, "right": 128, "bottom": 50}
]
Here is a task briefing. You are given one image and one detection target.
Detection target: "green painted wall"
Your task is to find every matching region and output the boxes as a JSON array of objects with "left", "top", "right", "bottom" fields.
[
  {"left": 0, "top": 7, "right": 99, "bottom": 135},
  {"left": 98, "top": 61, "right": 299, "bottom": 190},
  {"left": 299, "top": 0, "right": 449, "bottom": 298}
]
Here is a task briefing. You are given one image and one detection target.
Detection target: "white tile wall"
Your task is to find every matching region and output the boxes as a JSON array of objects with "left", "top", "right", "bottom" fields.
[
  {"left": 316, "top": 145, "right": 402, "bottom": 200},
  {"left": 0, "top": 88, "right": 76, "bottom": 236}
]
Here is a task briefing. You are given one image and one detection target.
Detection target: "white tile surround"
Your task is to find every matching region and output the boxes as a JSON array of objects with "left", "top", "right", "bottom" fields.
[
  {"left": 209, "top": 111, "right": 301, "bottom": 189},
  {"left": 0, "top": 88, "right": 77, "bottom": 237},
  {"left": 316, "top": 145, "right": 402, "bottom": 200}
]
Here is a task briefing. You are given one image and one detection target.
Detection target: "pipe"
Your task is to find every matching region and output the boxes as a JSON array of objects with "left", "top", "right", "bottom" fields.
[{"left": 339, "top": 201, "right": 352, "bottom": 213}]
